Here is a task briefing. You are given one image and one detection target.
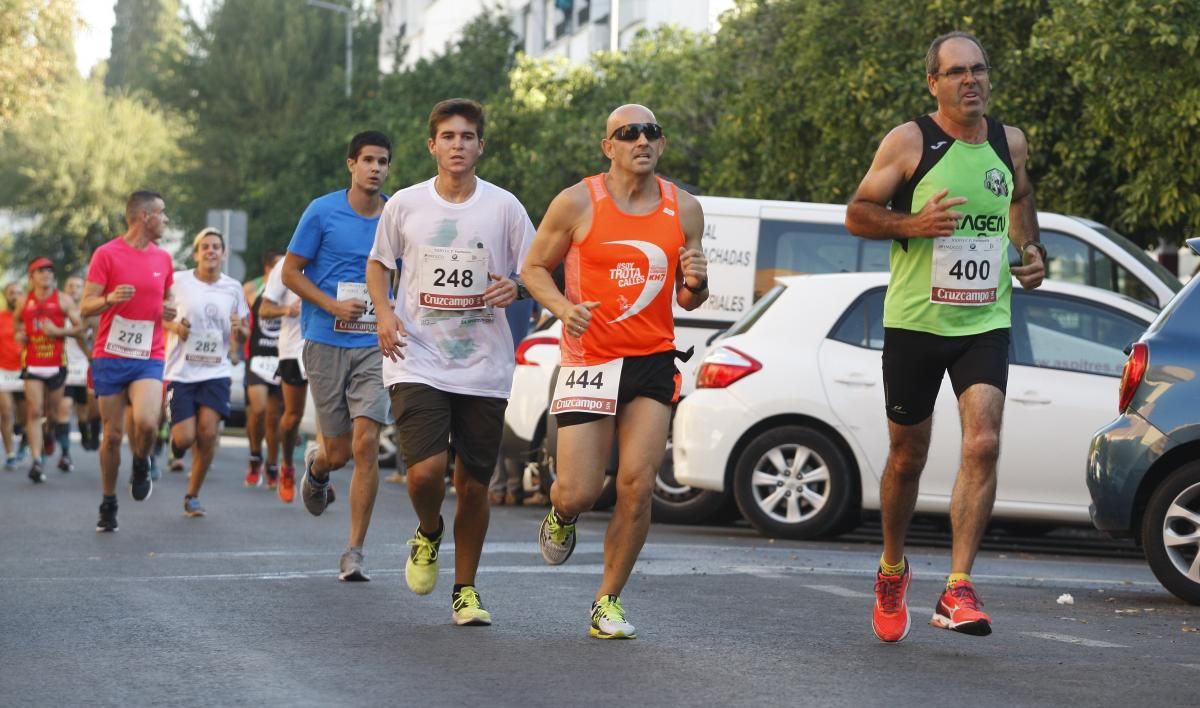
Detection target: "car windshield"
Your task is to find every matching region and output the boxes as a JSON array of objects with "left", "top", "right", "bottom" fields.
[{"left": 1085, "top": 222, "right": 1183, "bottom": 294}]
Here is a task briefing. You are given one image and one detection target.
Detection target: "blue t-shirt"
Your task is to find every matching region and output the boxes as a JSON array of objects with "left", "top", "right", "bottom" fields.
[{"left": 287, "top": 189, "right": 387, "bottom": 348}]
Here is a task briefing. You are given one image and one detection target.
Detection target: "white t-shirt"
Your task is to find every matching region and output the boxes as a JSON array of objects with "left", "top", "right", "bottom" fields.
[
  {"left": 164, "top": 270, "right": 250, "bottom": 383},
  {"left": 66, "top": 337, "right": 89, "bottom": 387},
  {"left": 262, "top": 259, "right": 302, "bottom": 361},
  {"left": 369, "top": 177, "right": 534, "bottom": 398}
]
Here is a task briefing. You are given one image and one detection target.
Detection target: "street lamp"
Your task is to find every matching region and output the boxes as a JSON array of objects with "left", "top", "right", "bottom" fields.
[{"left": 306, "top": 0, "right": 353, "bottom": 98}]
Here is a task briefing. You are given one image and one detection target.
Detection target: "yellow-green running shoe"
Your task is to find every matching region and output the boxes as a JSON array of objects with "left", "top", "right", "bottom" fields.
[
  {"left": 405, "top": 527, "right": 441, "bottom": 595},
  {"left": 452, "top": 586, "right": 492, "bottom": 626},
  {"left": 538, "top": 508, "right": 576, "bottom": 565},
  {"left": 590, "top": 595, "right": 636, "bottom": 639}
]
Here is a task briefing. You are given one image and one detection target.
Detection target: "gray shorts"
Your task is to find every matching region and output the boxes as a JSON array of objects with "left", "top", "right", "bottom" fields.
[{"left": 302, "top": 340, "right": 389, "bottom": 437}]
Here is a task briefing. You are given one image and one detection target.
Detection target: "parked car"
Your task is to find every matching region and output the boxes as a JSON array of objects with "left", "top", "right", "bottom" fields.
[
  {"left": 1088, "top": 237, "right": 1200, "bottom": 605},
  {"left": 672, "top": 272, "right": 1156, "bottom": 539},
  {"left": 500, "top": 194, "right": 1179, "bottom": 523}
]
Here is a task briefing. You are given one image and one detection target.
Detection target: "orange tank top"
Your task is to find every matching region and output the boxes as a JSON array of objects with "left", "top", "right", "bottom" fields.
[{"left": 561, "top": 174, "right": 683, "bottom": 366}]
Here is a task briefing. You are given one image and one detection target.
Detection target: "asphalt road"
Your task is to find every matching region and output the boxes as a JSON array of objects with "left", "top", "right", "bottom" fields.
[{"left": 2, "top": 436, "right": 1197, "bottom": 707}]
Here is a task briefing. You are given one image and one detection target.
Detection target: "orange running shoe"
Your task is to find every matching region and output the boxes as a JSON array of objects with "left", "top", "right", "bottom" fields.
[
  {"left": 278, "top": 464, "right": 295, "bottom": 503},
  {"left": 872, "top": 562, "right": 912, "bottom": 643},
  {"left": 931, "top": 579, "right": 992, "bottom": 636},
  {"left": 244, "top": 458, "right": 262, "bottom": 487}
]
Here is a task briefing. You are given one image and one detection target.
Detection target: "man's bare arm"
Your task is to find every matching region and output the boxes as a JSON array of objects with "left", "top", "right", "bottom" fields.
[
  {"left": 675, "top": 191, "right": 709, "bottom": 311},
  {"left": 281, "top": 252, "right": 340, "bottom": 316},
  {"left": 521, "top": 185, "right": 590, "bottom": 321}
]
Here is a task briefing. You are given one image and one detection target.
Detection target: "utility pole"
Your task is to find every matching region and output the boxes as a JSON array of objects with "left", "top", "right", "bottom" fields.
[
  {"left": 609, "top": 0, "right": 620, "bottom": 52},
  {"left": 306, "top": 0, "right": 353, "bottom": 98}
]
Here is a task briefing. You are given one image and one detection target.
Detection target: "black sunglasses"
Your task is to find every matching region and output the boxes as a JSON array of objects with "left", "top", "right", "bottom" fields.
[{"left": 609, "top": 123, "right": 664, "bottom": 141}]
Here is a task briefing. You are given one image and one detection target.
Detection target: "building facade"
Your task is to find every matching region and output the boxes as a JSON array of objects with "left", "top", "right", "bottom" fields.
[{"left": 376, "top": 0, "right": 735, "bottom": 73}]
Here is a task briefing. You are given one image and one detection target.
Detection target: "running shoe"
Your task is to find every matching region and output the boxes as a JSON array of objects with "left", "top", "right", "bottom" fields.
[
  {"left": 4, "top": 456, "right": 15, "bottom": 472},
  {"left": 183, "top": 496, "right": 206, "bottom": 518},
  {"left": 538, "top": 508, "right": 577, "bottom": 565},
  {"left": 590, "top": 595, "right": 636, "bottom": 639},
  {"left": 96, "top": 499, "right": 118, "bottom": 532},
  {"left": 278, "top": 464, "right": 296, "bottom": 504},
  {"left": 326, "top": 483, "right": 336, "bottom": 506},
  {"left": 338, "top": 548, "right": 370, "bottom": 582},
  {"left": 931, "top": 579, "right": 993, "bottom": 636},
  {"left": 28, "top": 461, "right": 46, "bottom": 484},
  {"left": 299, "top": 446, "right": 329, "bottom": 516},
  {"left": 405, "top": 525, "right": 442, "bottom": 595},
  {"left": 148, "top": 455, "right": 161, "bottom": 482},
  {"left": 130, "top": 456, "right": 152, "bottom": 501},
  {"left": 452, "top": 586, "right": 492, "bottom": 626},
  {"left": 265, "top": 464, "right": 279, "bottom": 490},
  {"left": 57, "top": 455, "right": 74, "bottom": 473},
  {"left": 244, "top": 458, "right": 262, "bottom": 487},
  {"left": 872, "top": 562, "right": 912, "bottom": 643},
  {"left": 44, "top": 436, "right": 55, "bottom": 456}
]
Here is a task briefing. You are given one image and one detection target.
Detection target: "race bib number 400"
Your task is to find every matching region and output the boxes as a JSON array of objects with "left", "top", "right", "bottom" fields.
[
  {"left": 550, "top": 359, "right": 624, "bottom": 416},
  {"left": 104, "top": 315, "right": 154, "bottom": 359},
  {"left": 183, "top": 330, "right": 223, "bottom": 365},
  {"left": 333, "top": 282, "right": 376, "bottom": 333},
  {"left": 418, "top": 246, "right": 488, "bottom": 310},
  {"left": 930, "top": 236, "right": 1002, "bottom": 306}
]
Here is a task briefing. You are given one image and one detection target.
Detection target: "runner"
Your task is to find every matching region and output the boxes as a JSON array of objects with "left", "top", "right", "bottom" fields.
[
  {"left": 259, "top": 255, "right": 305, "bottom": 503},
  {"left": 15, "top": 257, "right": 84, "bottom": 483},
  {"left": 369, "top": 98, "right": 535, "bottom": 625},
  {"left": 844, "top": 31, "right": 1045, "bottom": 642},
  {"left": 81, "top": 190, "right": 178, "bottom": 531},
  {"left": 164, "top": 228, "right": 250, "bottom": 517},
  {"left": 0, "top": 282, "right": 23, "bottom": 470},
  {"left": 282, "top": 130, "right": 392, "bottom": 579},
  {"left": 242, "top": 251, "right": 284, "bottom": 489},
  {"left": 520, "top": 104, "right": 709, "bottom": 639},
  {"left": 61, "top": 275, "right": 95, "bottom": 459}
]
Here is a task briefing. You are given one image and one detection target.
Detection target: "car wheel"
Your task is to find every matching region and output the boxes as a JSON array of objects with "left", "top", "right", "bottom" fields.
[
  {"left": 732, "top": 425, "right": 855, "bottom": 540},
  {"left": 651, "top": 435, "right": 731, "bottom": 524},
  {"left": 1140, "top": 461, "right": 1200, "bottom": 605}
]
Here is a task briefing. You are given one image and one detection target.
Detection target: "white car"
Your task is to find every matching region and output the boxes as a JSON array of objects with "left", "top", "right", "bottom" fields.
[{"left": 672, "top": 272, "right": 1157, "bottom": 539}]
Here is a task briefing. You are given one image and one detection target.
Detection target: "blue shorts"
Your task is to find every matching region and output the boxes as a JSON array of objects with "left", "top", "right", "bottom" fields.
[
  {"left": 92, "top": 358, "right": 164, "bottom": 397},
  {"left": 168, "top": 378, "right": 232, "bottom": 423}
]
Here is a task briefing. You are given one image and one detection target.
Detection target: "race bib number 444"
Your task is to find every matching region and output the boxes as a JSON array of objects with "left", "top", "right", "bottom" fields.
[
  {"left": 550, "top": 359, "right": 624, "bottom": 416},
  {"left": 419, "top": 246, "right": 488, "bottom": 310},
  {"left": 104, "top": 315, "right": 154, "bottom": 359},
  {"left": 930, "top": 236, "right": 1002, "bottom": 306},
  {"left": 334, "top": 282, "right": 376, "bottom": 333}
]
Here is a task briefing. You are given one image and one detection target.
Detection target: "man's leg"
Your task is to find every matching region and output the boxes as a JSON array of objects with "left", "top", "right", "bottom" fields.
[
  {"left": 0, "top": 391, "right": 13, "bottom": 460},
  {"left": 265, "top": 391, "right": 282, "bottom": 467},
  {"left": 23, "top": 379, "right": 46, "bottom": 463},
  {"left": 597, "top": 397, "right": 670, "bottom": 599},
  {"left": 279, "top": 381, "right": 306, "bottom": 467},
  {"left": 550, "top": 416, "right": 616, "bottom": 517},
  {"left": 245, "top": 383, "right": 266, "bottom": 483},
  {"left": 948, "top": 384, "right": 1004, "bottom": 574},
  {"left": 98, "top": 391, "right": 129, "bottom": 496},
  {"left": 347, "top": 417, "right": 381, "bottom": 548},
  {"left": 185, "top": 407, "right": 222, "bottom": 498},
  {"left": 126, "top": 379, "right": 164, "bottom": 459},
  {"left": 879, "top": 418, "right": 934, "bottom": 566},
  {"left": 406, "top": 451, "right": 448, "bottom": 537},
  {"left": 452, "top": 457, "right": 491, "bottom": 585}
]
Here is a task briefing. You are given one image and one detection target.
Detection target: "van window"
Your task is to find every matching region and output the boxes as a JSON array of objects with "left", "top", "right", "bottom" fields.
[
  {"left": 1006, "top": 229, "right": 1160, "bottom": 306},
  {"left": 1093, "top": 248, "right": 1157, "bottom": 305},
  {"left": 755, "top": 220, "right": 886, "bottom": 299},
  {"left": 1011, "top": 292, "right": 1148, "bottom": 377},
  {"left": 828, "top": 288, "right": 886, "bottom": 350}
]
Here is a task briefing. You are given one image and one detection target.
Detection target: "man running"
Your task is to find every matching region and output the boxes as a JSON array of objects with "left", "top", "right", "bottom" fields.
[
  {"left": 369, "top": 98, "right": 535, "bottom": 626},
  {"left": 521, "top": 104, "right": 709, "bottom": 639},
  {"left": 259, "top": 255, "right": 305, "bottom": 503},
  {"left": 164, "top": 228, "right": 250, "bottom": 517},
  {"left": 15, "top": 257, "right": 84, "bottom": 483},
  {"left": 242, "top": 251, "right": 284, "bottom": 489},
  {"left": 844, "top": 31, "right": 1045, "bottom": 642},
  {"left": 81, "top": 190, "right": 178, "bottom": 531},
  {"left": 282, "top": 130, "right": 392, "bottom": 580},
  {"left": 62, "top": 274, "right": 96, "bottom": 458},
  {"left": 0, "top": 282, "right": 24, "bottom": 470}
]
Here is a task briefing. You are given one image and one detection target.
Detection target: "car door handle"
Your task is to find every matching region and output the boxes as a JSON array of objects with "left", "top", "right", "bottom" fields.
[
  {"left": 832, "top": 375, "right": 876, "bottom": 388},
  {"left": 1010, "top": 391, "right": 1051, "bottom": 405}
]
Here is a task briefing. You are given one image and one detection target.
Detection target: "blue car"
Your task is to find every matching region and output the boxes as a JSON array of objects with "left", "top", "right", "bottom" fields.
[{"left": 1088, "top": 238, "right": 1200, "bottom": 605}]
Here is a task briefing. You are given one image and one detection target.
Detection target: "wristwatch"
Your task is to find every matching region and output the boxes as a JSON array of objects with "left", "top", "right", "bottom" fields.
[
  {"left": 1023, "top": 242, "right": 1048, "bottom": 263},
  {"left": 684, "top": 277, "right": 708, "bottom": 294}
]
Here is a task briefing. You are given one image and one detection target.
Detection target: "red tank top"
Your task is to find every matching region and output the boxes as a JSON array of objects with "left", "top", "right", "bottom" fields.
[
  {"left": 0, "top": 311, "right": 20, "bottom": 370},
  {"left": 561, "top": 174, "right": 683, "bottom": 366},
  {"left": 22, "top": 290, "right": 67, "bottom": 368}
]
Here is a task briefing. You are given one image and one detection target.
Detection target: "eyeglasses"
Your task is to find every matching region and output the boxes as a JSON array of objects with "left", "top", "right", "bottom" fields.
[
  {"left": 609, "top": 123, "right": 664, "bottom": 141},
  {"left": 935, "top": 64, "right": 991, "bottom": 81}
]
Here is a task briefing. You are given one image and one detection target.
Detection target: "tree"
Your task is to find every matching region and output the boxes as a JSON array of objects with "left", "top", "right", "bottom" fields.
[
  {"left": 0, "top": 0, "right": 77, "bottom": 128},
  {"left": 0, "top": 78, "right": 190, "bottom": 275},
  {"left": 105, "top": 0, "right": 186, "bottom": 99}
]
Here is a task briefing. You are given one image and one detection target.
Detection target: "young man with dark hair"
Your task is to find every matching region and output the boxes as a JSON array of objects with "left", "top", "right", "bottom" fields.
[
  {"left": 368, "top": 98, "right": 534, "bottom": 625},
  {"left": 283, "top": 130, "right": 392, "bottom": 580}
]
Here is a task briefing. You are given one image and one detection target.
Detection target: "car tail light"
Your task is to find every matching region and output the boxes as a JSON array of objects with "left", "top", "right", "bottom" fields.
[
  {"left": 515, "top": 336, "right": 559, "bottom": 366},
  {"left": 1118, "top": 342, "right": 1148, "bottom": 413},
  {"left": 696, "top": 346, "right": 762, "bottom": 389}
]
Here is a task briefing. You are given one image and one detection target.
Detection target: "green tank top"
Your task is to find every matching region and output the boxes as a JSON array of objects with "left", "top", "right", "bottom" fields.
[{"left": 883, "top": 115, "right": 1014, "bottom": 336}]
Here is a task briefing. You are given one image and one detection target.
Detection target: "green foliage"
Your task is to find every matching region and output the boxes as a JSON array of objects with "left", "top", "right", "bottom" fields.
[
  {"left": 106, "top": 0, "right": 186, "bottom": 99},
  {"left": 0, "top": 0, "right": 77, "bottom": 128}
]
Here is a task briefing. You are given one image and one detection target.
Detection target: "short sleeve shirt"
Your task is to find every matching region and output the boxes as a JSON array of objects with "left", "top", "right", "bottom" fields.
[
  {"left": 164, "top": 270, "right": 250, "bottom": 383},
  {"left": 87, "top": 237, "right": 176, "bottom": 361},
  {"left": 287, "top": 189, "right": 387, "bottom": 348},
  {"left": 262, "top": 258, "right": 302, "bottom": 361},
  {"left": 369, "top": 177, "right": 535, "bottom": 398}
]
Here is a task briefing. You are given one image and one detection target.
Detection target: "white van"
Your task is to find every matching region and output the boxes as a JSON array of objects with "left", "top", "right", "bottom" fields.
[{"left": 498, "top": 196, "right": 1185, "bottom": 522}]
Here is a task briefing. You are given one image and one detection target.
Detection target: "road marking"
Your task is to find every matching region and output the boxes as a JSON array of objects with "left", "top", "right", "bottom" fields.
[
  {"left": 803, "top": 584, "right": 871, "bottom": 599},
  {"left": 1021, "top": 632, "right": 1128, "bottom": 648}
]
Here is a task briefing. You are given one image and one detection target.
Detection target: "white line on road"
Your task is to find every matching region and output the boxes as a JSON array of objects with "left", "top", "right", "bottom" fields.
[
  {"left": 1020, "top": 632, "right": 1128, "bottom": 648},
  {"left": 802, "top": 584, "right": 871, "bottom": 599}
]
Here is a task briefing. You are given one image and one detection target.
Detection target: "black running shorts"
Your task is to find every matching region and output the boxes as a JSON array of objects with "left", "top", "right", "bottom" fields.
[
  {"left": 555, "top": 350, "right": 682, "bottom": 428},
  {"left": 881, "top": 327, "right": 1010, "bottom": 426}
]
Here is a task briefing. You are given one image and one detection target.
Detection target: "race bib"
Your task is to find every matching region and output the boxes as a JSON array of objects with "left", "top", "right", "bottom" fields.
[
  {"left": 418, "top": 246, "right": 488, "bottom": 310},
  {"left": 550, "top": 359, "right": 624, "bottom": 416},
  {"left": 333, "top": 281, "right": 375, "bottom": 333},
  {"left": 930, "top": 236, "right": 1002, "bottom": 306},
  {"left": 183, "top": 330, "right": 223, "bottom": 365},
  {"left": 249, "top": 355, "right": 280, "bottom": 385},
  {"left": 104, "top": 315, "right": 154, "bottom": 359}
]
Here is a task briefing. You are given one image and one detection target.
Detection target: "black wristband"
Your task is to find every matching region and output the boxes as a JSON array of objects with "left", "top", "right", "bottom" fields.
[
  {"left": 684, "top": 277, "right": 708, "bottom": 294},
  {"left": 512, "top": 275, "right": 531, "bottom": 301}
]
